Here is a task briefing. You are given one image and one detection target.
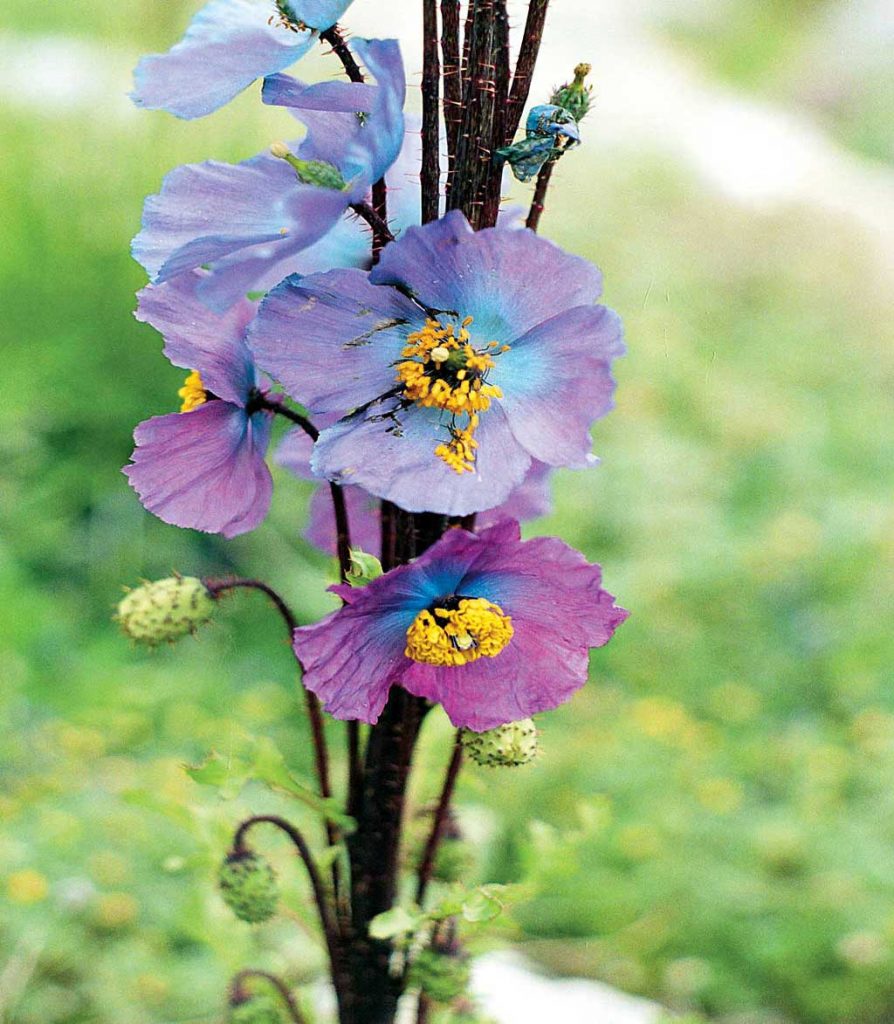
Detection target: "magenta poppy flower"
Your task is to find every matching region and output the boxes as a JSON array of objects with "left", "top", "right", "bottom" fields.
[
  {"left": 292, "top": 520, "right": 627, "bottom": 729},
  {"left": 123, "top": 271, "right": 274, "bottom": 537}
]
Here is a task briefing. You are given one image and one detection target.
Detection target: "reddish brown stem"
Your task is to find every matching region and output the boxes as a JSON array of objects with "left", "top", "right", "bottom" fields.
[
  {"left": 422, "top": 0, "right": 442, "bottom": 223},
  {"left": 229, "top": 970, "right": 307, "bottom": 1024},
  {"left": 415, "top": 732, "right": 464, "bottom": 906},
  {"left": 440, "top": 0, "right": 462, "bottom": 195},
  {"left": 505, "top": 0, "right": 550, "bottom": 144},
  {"left": 320, "top": 25, "right": 365, "bottom": 83},
  {"left": 525, "top": 158, "right": 555, "bottom": 231}
]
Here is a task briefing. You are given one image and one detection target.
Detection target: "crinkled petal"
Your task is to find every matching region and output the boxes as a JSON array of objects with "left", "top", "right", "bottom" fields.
[
  {"left": 135, "top": 272, "right": 257, "bottom": 404},
  {"left": 248, "top": 268, "right": 419, "bottom": 412},
  {"left": 124, "top": 402, "right": 273, "bottom": 537},
  {"left": 346, "top": 38, "right": 407, "bottom": 185},
  {"left": 262, "top": 75, "right": 375, "bottom": 113},
  {"left": 401, "top": 524, "right": 628, "bottom": 729},
  {"left": 133, "top": 153, "right": 349, "bottom": 288},
  {"left": 312, "top": 399, "right": 531, "bottom": 516},
  {"left": 131, "top": 0, "right": 315, "bottom": 120},
  {"left": 496, "top": 305, "right": 624, "bottom": 467},
  {"left": 477, "top": 459, "right": 552, "bottom": 529},
  {"left": 370, "top": 211, "right": 604, "bottom": 339}
]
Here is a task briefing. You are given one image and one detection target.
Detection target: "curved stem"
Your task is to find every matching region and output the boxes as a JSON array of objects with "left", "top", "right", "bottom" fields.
[
  {"left": 233, "top": 816, "right": 347, "bottom": 1004},
  {"left": 229, "top": 970, "right": 307, "bottom": 1024},
  {"left": 415, "top": 732, "right": 463, "bottom": 906},
  {"left": 320, "top": 25, "right": 365, "bottom": 83},
  {"left": 258, "top": 398, "right": 319, "bottom": 440}
]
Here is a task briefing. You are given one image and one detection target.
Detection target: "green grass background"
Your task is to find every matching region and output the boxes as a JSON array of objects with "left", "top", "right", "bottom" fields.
[{"left": 1, "top": 2, "right": 892, "bottom": 1022}]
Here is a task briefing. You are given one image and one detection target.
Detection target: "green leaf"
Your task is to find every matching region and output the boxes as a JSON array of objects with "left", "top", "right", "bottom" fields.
[
  {"left": 462, "top": 887, "right": 506, "bottom": 923},
  {"left": 369, "top": 905, "right": 422, "bottom": 940},
  {"left": 184, "top": 750, "right": 248, "bottom": 800}
]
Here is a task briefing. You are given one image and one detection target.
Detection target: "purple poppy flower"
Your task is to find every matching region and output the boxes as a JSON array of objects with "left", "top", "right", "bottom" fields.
[
  {"left": 276, "top": 427, "right": 553, "bottom": 557},
  {"left": 131, "top": 0, "right": 355, "bottom": 120},
  {"left": 132, "top": 38, "right": 406, "bottom": 311},
  {"left": 249, "top": 210, "right": 623, "bottom": 516},
  {"left": 293, "top": 520, "right": 627, "bottom": 729},
  {"left": 123, "top": 271, "right": 274, "bottom": 537}
]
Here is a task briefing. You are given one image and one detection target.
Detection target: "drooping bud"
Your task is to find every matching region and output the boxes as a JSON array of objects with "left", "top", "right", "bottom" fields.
[
  {"left": 408, "top": 949, "right": 471, "bottom": 1004},
  {"left": 525, "top": 104, "right": 580, "bottom": 147},
  {"left": 229, "top": 995, "right": 285, "bottom": 1024},
  {"left": 347, "top": 549, "right": 384, "bottom": 587},
  {"left": 461, "top": 719, "right": 539, "bottom": 767},
  {"left": 218, "top": 850, "right": 278, "bottom": 924},
  {"left": 270, "top": 142, "right": 347, "bottom": 190},
  {"left": 496, "top": 136, "right": 556, "bottom": 183},
  {"left": 115, "top": 576, "right": 215, "bottom": 646},
  {"left": 551, "top": 63, "right": 593, "bottom": 122}
]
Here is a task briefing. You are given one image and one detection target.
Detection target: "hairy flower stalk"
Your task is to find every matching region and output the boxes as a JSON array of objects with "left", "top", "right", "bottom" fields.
[{"left": 121, "top": 3, "right": 630, "bottom": 1024}]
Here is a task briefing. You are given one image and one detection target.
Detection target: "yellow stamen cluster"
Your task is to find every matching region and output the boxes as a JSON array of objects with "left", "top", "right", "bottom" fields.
[
  {"left": 405, "top": 597, "right": 514, "bottom": 667},
  {"left": 178, "top": 370, "right": 207, "bottom": 413},
  {"left": 395, "top": 317, "right": 509, "bottom": 474},
  {"left": 268, "top": 1, "right": 307, "bottom": 32}
]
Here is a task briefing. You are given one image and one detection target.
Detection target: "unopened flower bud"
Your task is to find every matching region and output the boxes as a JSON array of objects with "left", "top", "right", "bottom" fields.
[
  {"left": 229, "top": 995, "right": 285, "bottom": 1024},
  {"left": 347, "top": 549, "right": 384, "bottom": 587},
  {"left": 408, "top": 949, "right": 470, "bottom": 1003},
  {"left": 116, "top": 576, "right": 214, "bottom": 646},
  {"left": 551, "top": 62, "right": 593, "bottom": 122},
  {"left": 461, "top": 719, "right": 539, "bottom": 767},
  {"left": 218, "top": 850, "right": 278, "bottom": 924},
  {"left": 270, "top": 143, "right": 347, "bottom": 190}
]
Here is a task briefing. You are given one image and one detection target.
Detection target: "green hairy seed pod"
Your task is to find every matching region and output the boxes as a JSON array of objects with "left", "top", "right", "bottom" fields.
[
  {"left": 408, "top": 949, "right": 471, "bottom": 1003},
  {"left": 461, "top": 719, "right": 539, "bottom": 767},
  {"left": 551, "top": 62, "right": 593, "bottom": 122},
  {"left": 229, "top": 995, "right": 285, "bottom": 1024},
  {"left": 115, "top": 576, "right": 214, "bottom": 646},
  {"left": 218, "top": 851, "right": 278, "bottom": 924}
]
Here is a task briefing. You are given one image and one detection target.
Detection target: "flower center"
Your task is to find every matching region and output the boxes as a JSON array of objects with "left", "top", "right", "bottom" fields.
[
  {"left": 405, "top": 596, "right": 513, "bottom": 667},
  {"left": 268, "top": 1, "right": 307, "bottom": 32},
  {"left": 395, "top": 316, "right": 510, "bottom": 474},
  {"left": 178, "top": 370, "right": 207, "bottom": 413}
]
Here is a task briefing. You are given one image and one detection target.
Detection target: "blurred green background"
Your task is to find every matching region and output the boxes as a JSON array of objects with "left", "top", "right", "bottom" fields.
[{"left": 1, "top": 1, "right": 892, "bottom": 1022}]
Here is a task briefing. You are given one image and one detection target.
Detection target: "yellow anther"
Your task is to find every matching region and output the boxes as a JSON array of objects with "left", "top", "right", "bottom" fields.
[
  {"left": 405, "top": 598, "right": 513, "bottom": 666},
  {"left": 393, "top": 315, "right": 511, "bottom": 474},
  {"left": 178, "top": 370, "right": 207, "bottom": 413}
]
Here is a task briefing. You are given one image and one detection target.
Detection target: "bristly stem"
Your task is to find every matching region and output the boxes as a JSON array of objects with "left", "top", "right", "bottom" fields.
[
  {"left": 415, "top": 731, "right": 464, "bottom": 906},
  {"left": 229, "top": 970, "right": 308, "bottom": 1024},
  {"left": 525, "top": 158, "right": 555, "bottom": 231},
  {"left": 481, "top": 0, "right": 510, "bottom": 228},
  {"left": 440, "top": 0, "right": 462, "bottom": 196},
  {"left": 351, "top": 201, "right": 396, "bottom": 244},
  {"left": 233, "top": 816, "right": 348, "bottom": 1004},
  {"left": 371, "top": 179, "right": 390, "bottom": 263},
  {"left": 320, "top": 25, "right": 365, "bottom": 83},
  {"left": 421, "top": 0, "right": 441, "bottom": 224},
  {"left": 505, "top": 0, "right": 550, "bottom": 144}
]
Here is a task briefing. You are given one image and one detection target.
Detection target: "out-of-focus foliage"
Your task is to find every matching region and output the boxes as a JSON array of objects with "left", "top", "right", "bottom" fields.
[{"left": 1, "top": 2, "right": 892, "bottom": 1024}]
